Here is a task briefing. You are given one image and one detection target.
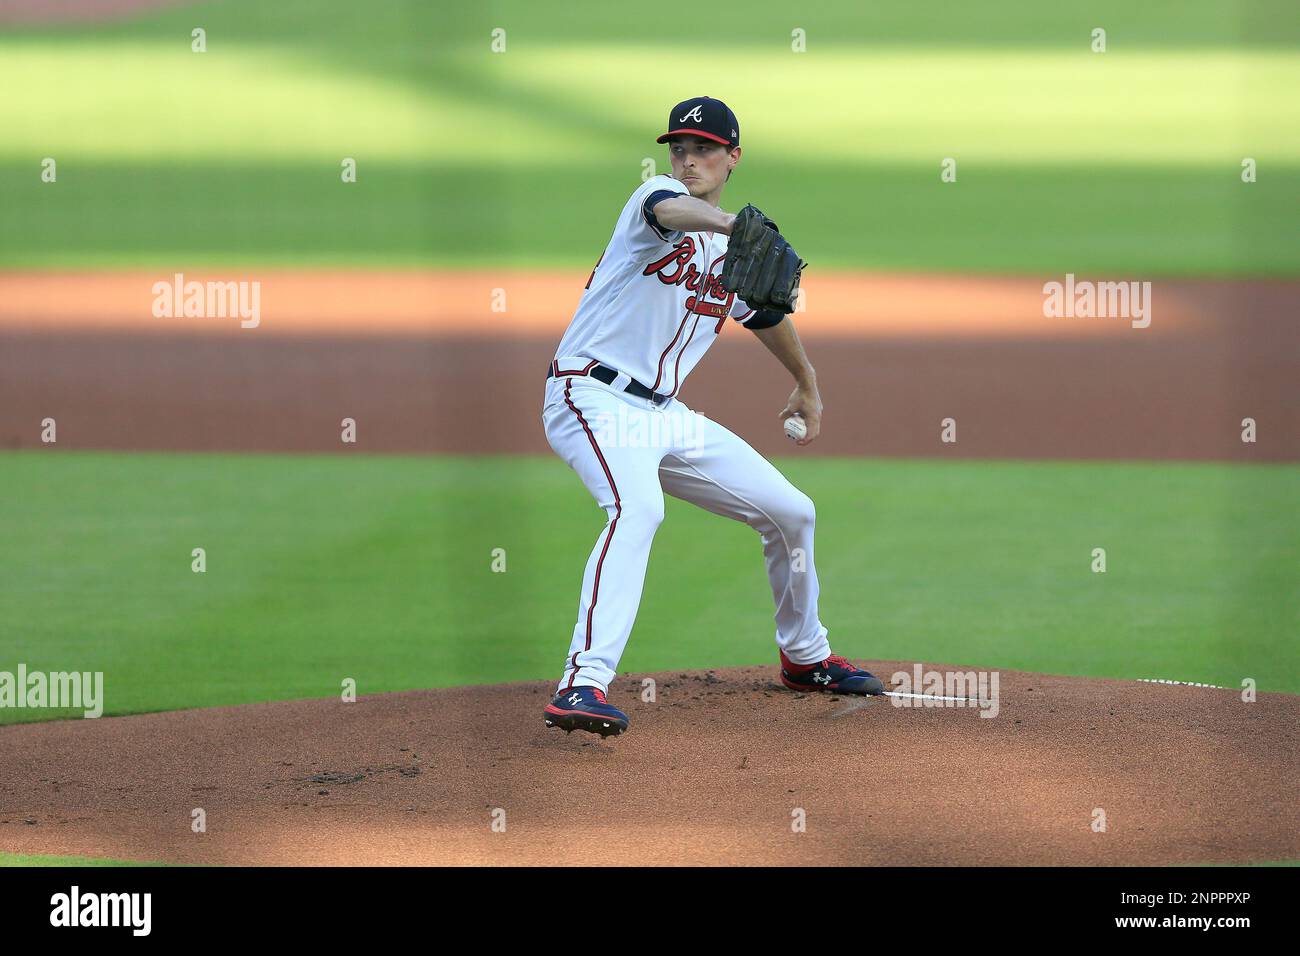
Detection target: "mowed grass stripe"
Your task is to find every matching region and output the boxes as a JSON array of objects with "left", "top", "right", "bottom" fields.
[
  {"left": 1, "top": 161, "right": 1293, "bottom": 274},
  {"left": 1, "top": 46, "right": 1295, "bottom": 165}
]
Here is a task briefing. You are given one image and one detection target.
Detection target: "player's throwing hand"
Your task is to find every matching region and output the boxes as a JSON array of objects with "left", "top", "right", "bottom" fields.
[{"left": 780, "top": 385, "right": 821, "bottom": 445}]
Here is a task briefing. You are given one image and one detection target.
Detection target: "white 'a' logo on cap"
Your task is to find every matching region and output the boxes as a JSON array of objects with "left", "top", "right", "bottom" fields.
[{"left": 679, "top": 105, "right": 705, "bottom": 123}]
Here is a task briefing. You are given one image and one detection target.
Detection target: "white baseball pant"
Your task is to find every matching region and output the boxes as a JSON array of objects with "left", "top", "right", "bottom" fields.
[{"left": 542, "top": 369, "right": 832, "bottom": 693}]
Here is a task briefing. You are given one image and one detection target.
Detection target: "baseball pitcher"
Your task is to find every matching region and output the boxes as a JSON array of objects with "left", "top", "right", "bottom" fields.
[{"left": 542, "top": 96, "right": 884, "bottom": 737}]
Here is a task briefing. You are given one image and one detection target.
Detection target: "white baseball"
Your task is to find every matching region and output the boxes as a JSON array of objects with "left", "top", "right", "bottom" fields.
[{"left": 784, "top": 415, "right": 807, "bottom": 441}]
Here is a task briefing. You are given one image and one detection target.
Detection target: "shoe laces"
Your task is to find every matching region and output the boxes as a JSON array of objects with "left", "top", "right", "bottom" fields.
[
  {"left": 825, "top": 654, "right": 856, "bottom": 672},
  {"left": 592, "top": 688, "right": 609, "bottom": 703}
]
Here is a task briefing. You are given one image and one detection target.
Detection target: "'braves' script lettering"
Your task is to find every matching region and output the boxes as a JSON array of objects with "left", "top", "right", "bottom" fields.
[
  {"left": 643, "top": 236, "right": 696, "bottom": 283},
  {"left": 643, "top": 238, "right": 732, "bottom": 306}
]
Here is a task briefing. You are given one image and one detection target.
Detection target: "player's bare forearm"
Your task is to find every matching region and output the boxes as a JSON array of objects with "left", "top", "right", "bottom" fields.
[
  {"left": 753, "top": 318, "right": 816, "bottom": 387},
  {"left": 752, "top": 319, "right": 822, "bottom": 445},
  {"left": 652, "top": 196, "right": 736, "bottom": 234}
]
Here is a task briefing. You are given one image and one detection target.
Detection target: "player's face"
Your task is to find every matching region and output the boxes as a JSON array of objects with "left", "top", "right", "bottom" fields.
[{"left": 669, "top": 136, "right": 740, "bottom": 199}]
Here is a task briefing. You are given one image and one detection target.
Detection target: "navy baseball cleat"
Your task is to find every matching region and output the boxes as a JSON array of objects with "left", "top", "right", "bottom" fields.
[
  {"left": 544, "top": 686, "right": 629, "bottom": 737},
  {"left": 779, "top": 650, "right": 886, "bottom": 695}
]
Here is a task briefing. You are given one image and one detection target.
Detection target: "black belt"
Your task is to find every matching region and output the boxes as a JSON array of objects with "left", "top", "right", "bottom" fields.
[{"left": 547, "top": 362, "right": 671, "bottom": 406}]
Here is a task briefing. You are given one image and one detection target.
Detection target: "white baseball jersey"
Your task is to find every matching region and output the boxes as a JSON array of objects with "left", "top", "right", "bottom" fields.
[
  {"left": 541, "top": 174, "right": 833, "bottom": 699},
  {"left": 552, "top": 174, "right": 756, "bottom": 397}
]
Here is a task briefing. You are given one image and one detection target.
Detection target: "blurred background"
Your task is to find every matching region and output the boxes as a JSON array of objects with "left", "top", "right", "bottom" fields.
[
  {"left": 0, "top": 0, "right": 1295, "bottom": 723},
  {"left": 1, "top": 0, "right": 1296, "bottom": 272}
]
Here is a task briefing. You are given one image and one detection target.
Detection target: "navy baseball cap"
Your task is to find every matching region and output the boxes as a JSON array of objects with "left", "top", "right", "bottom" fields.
[{"left": 656, "top": 96, "right": 739, "bottom": 148}]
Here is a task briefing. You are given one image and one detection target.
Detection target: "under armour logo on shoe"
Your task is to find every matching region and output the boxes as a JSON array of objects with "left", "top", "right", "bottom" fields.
[
  {"left": 567, "top": 692, "right": 581, "bottom": 705},
  {"left": 813, "top": 672, "right": 832, "bottom": 685},
  {"left": 679, "top": 105, "right": 704, "bottom": 123}
]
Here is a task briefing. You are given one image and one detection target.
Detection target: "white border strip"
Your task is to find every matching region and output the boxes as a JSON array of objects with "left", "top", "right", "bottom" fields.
[
  {"left": 1137, "top": 678, "right": 1227, "bottom": 690},
  {"left": 884, "top": 691, "right": 978, "bottom": 703}
]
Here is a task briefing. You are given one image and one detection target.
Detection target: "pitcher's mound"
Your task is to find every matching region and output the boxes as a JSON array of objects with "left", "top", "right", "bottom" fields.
[{"left": 1, "top": 664, "right": 1295, "bottom": 865}]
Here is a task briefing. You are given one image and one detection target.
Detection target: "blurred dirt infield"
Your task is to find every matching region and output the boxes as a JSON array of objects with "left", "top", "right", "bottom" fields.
[
  {"left": 0, "top": 0, "right": 182, "bottom": 23},
  {"left": 1, "top": 665, "right": 1296, "bottom": 866},
  {"left": 1, "top": 271, "right": 1295, "bottom": 461}
]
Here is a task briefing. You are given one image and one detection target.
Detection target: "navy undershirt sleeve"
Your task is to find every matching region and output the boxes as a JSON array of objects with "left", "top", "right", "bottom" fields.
[
  {"left": 741, "top": 308, "right": 786, "bottom": 330},
  {"left": 642, "top": 188, "right": 685, "bottom": 242}
]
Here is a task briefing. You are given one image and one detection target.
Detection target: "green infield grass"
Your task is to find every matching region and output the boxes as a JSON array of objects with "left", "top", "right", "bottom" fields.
[
  {"left": 1, "top": 451, "right": 1294, "bottom": 725},
  {"left": 0, "top": 852, "right": 165, "bottom": 867}
]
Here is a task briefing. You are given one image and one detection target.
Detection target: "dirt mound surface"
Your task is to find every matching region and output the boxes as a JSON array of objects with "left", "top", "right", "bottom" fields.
[{"left": 1, "top": 665, "right": 1295, "bottom": 866}]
